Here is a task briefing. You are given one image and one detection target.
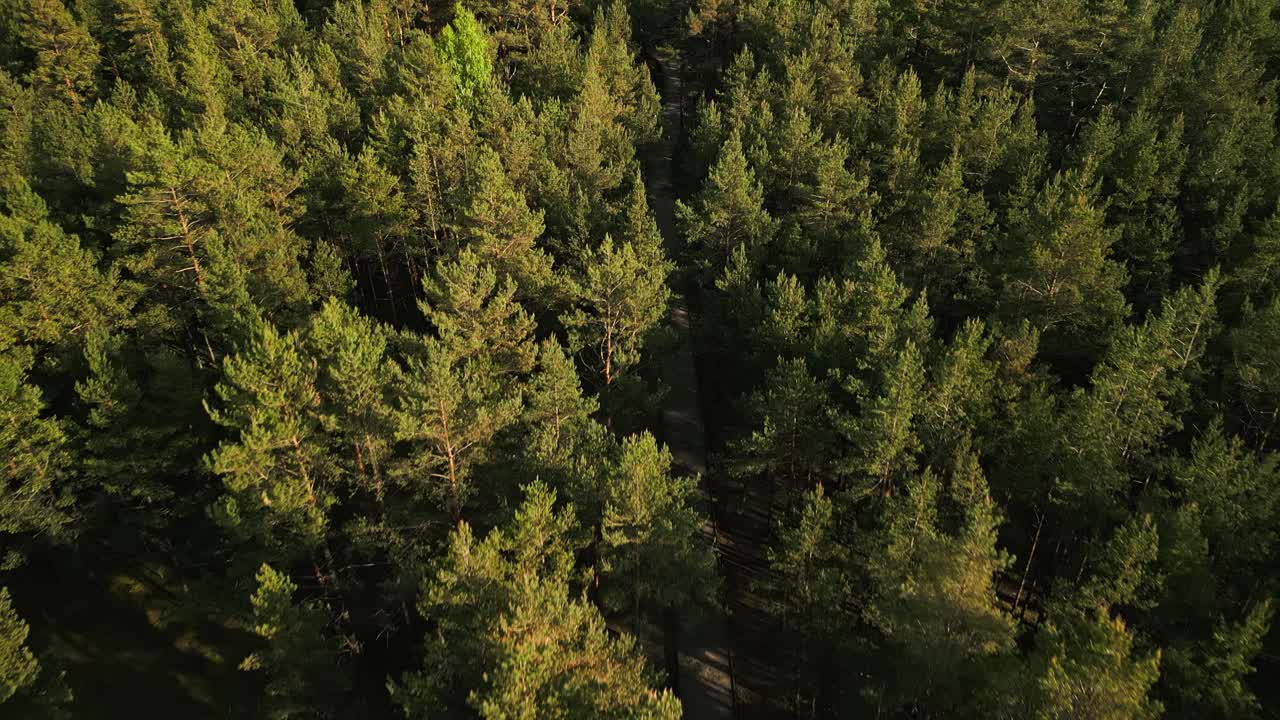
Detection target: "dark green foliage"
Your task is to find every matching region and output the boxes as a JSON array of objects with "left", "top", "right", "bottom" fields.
[
  {"left": 0, "top": 585, "right": 69, "bottom": 716},
  {"left": 0, "top": 350, "right": 73, "bottom": 568},
  {"left": 394, "top": 483, "right": 682, "bottom": 719},
  {"left": 864, "top": 450, "right": 1015, "bottom": 716},
  {"left": 4, "top": 0, "right": 1280, "bottom": 716},
  {"left": 241, "top": 564, "right": 346, "bottom": 719},
  {"left": 600, "top": 433, "right": 717, "bottom": 622},
  {"left": 0, "top": 586, "right": 39, "bottom": 704},
  {"left": 206, "top": 319, "right": 331, "bottom": 556},
  {"left": 675, "top": 0, "right": 1280, "bottom": 716}
]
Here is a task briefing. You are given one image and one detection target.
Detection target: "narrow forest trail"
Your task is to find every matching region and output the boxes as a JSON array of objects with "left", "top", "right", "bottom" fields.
[{"left": 646, "top": 49, "right": 736, "bottom": 720}]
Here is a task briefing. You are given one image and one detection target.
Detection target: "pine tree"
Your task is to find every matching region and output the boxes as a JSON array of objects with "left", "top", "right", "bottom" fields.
[
  {"left": 112, "top": 125, "right": 217, "bottom": 308},
  {"left": 394, "top": 494, "right": 562, "bottom": 714},
  {"left": 306, "top": 299, "right": 395, "bottom": 497},
  {"left": 471, "top": 579, "right": 682, "bottom": 720},
  {"left": 810, "top": 238, "right": 930, "bottom": 380},
  {"left": 764, "top": 484, "right": 849, "bottom": 717},
  {"left": 73, "top": 329, "right": 204, "bottom": 505},
  {"left": 1178, "top": 21, "right": 1279, "bottom": 271},
  {"left": 321, "top": 0, "right": 392, "bottom": 111},
  {"left": 1071, "top": 513, "right": 1160, "bottom": 612},
  {"left": 240, "top": 564, "right": 346, "bottom": 719},
  {"left": 600, "top": 432, "right": 716, "bottom": 626},
  {"left": 996, "top": 167, "right": 1127, "bottom": 364},
  {"left": 396, "top": 251, "right": 536, "bottom": 523},
  {"left": 867, "top": 65, "right": 926, "bottom": 218},
  {"left": 0, "top": 349, "right": 74, "bottom": 568},
  {"left": 1027, "top": 609, "right": 1163, "bottom": 720},
  {"left": 111, "top": 0, "right": 179, "bottom": 96},
  {"left": 335, "top": 145, "right": 415, "bottom": 320},
  {"left": 1170, "top": 419, "right": 1279, "bottom": 605},
  {"left": 206, "top": 319, "right": 331, "bottom": 556},
  {"left": 167, "top": 2, "right": 234, "bottom": 122},
  {"left": 18, "top": 0, "right": 99, "bottom": 104},
  {"left": 1060, "top": 271, "right": 1220, "bottom": 522},
  {"left": 396, "top": 482, "right": 680, "bottom": 719},
  {"left": 730, "top": 357, "right": 833, "bottom": 491},
  {"left": 563, "top": 49, "right": 635, "bottom": 225},
  {"left": 793, "top": 137, "right": 877, "bottom": 272},
  {"left": 1161, "top": 600, "right": 1273, "bottom": 720},
  {"left": 986, "top": 511, "right": 1165, "bottom": 718},
  {"left": 508, "top": 19, "right": 582, "bottom": 101},
  {"left": 899, "top": 148, "right": 991, "bottom": 315},
  {"left": 1229, "top": 203, "right": 1280, "bottom": 306},
  {"left": 563, "top": 234, "right": 670, "bottom": 388},
  {"left": 676, "top": 129, "right": 776, "bottom": 276},
  {"left": 522, "top": 338, "right": 601, "bottom": 467},
  {"left": 837, "top": 340, "right": 927, "bottom": 499},
  {"left": 115, "top": 119, "right": 309, "bottom": 349},
  {"left": 1228, "top": 293, "right": 1280, "bottom": 446},
  {"left": 270, "top": 47, "right": 360, "bottom": 163},
  {"left": 395, "top": 337, "right": 524, "bottom": 524},
  {"left": 615, "top": 173, "right": 666, "bottom": 269},
  {"left": 0, "top": 178, "right": 124, "bottom": 354},
  {"left": 582, "top": 1, "right": 660, "bottom": 147},
  {"left": 765, "top": 108, "right": 826, "bottom": 210},
  {"left": 1086, "top": 107, "right": 1186, "bottom": 313},
  {"left": 451, "top": 148, "right": 555, "bottom": 302},
  {"left": 419, "top": 248, "right": 537, "bottom": 374},
  {"left": 0, "top": 586, "right": 39, "bottom": 704},
  {"left": 919, "top": 319, "right": 996, "bottom": 462},
  {"left": 0, "top": 585, "right": 69, "bottom": 717},
  {"left": 864, "top": 449, "right": 1016, "bottom": 716},
  {"left": 705, "top": 243, "right": 765, "bottom": 364}
]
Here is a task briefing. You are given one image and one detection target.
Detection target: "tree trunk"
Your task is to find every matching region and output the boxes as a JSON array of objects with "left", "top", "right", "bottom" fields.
[
  {"left": 663, "top": 607, "right": 681, "bottom": 696},
  {"left": 1014, "top": 513, "right": 1043, "bottom": 618}
]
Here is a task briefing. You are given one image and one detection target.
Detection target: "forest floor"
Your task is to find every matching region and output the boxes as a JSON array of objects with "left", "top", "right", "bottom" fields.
[
  {"left": 646, "top": 46, "right": 791, "bottom": 720},
  {"left": 647, "top": 47, "right": 736, "bottom": 720},
  {"left": 12, "top": 537, "right": 258, "bottom": 718}
]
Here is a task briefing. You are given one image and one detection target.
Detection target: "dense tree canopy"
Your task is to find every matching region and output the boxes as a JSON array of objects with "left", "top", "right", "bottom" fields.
[{"left": 0, "top": 0, "right": 1278, "bottom": 717}]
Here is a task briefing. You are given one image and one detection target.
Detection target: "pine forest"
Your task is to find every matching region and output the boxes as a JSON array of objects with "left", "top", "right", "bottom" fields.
[{"left": 2, "top": 0, "right": 1280, "bottom": 717}]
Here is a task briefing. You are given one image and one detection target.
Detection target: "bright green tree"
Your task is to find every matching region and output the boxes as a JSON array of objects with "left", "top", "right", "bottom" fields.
[{"left": 438, "top": 3, "right": 494, "bottom": 109}]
